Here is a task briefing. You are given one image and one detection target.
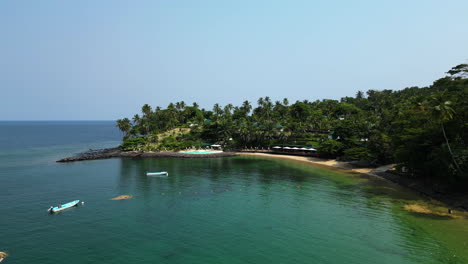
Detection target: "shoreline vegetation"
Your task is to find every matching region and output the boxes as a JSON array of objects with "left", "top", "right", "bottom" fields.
[
  {"left": 115, "top": 64, "right": 467, "bottom": 192},
  {"left": 57, "top": 63, "right": 467, "bottom": 212}
]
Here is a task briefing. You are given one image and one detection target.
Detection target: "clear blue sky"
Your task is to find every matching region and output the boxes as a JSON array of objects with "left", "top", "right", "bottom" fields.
[{"left": 1, "top": 0, "right": 467, "bottom": 120}]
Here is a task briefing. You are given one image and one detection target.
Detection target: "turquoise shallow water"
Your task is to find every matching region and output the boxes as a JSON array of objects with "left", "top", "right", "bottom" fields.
[{"left": 1, "top": 122, "right": 467, "bottom": 263}]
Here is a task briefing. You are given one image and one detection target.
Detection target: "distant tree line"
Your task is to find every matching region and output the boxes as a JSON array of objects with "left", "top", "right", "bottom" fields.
[{"left": 117, "top": 64, "right": 468, "bottom": 186}]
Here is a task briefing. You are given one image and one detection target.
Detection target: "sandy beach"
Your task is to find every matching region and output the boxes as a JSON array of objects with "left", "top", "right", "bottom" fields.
[{"left": 237, "top": 152, "right": 393, "bottom": 176}]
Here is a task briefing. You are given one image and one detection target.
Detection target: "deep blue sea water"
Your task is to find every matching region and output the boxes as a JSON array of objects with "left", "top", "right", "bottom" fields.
[{"left": 1, "top": 121, "right": 467, "bottom": 264}]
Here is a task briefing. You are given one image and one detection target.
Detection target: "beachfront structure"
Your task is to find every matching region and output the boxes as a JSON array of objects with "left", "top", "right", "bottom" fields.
[
  {"left": 211, "top": 144, "right": 222, "bottom": 150},
  {"left": 270, "top": 145, "right": 317, "bottom": 156}
]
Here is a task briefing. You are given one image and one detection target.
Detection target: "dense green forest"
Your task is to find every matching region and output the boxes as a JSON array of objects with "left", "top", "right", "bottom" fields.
[{"left": 117, "top": 64, "right": 467, "bottom": 186}]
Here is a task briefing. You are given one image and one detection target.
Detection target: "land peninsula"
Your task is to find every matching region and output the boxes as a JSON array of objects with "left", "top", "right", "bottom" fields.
[{"left": 58, "top": 64, "right": 467, "bottom": 210}]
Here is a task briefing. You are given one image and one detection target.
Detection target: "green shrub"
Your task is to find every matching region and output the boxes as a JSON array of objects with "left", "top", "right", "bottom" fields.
[
  {"left": 343, "top": 147, "right": 375, "bottom": 161},
  {"left": 318, "top": 139, "right": 344, "bottom": 156},
  {"left": 120, "top": 137, "right": 147, "bottom": 151}
]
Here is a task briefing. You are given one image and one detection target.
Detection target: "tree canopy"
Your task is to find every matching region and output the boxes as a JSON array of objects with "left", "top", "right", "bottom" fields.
[{"left": 117, "top": 64, "right": 468, "bottom": 187}]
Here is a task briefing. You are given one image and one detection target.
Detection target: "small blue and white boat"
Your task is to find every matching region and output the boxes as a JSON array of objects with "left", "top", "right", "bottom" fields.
[
  {"left": 146, "top": 171, "right": 168, "bottom": 176},
  {"left": 48, "top": 200, "right": 80, "bottom": 213}
]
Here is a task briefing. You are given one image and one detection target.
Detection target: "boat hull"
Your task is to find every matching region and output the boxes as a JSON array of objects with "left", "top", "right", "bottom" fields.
[
  {"left": 146, "top": 172, "right": 168, "bottom": 176},
  {"left": 50, "top": 200, "right": 80, "bottom": 213}
]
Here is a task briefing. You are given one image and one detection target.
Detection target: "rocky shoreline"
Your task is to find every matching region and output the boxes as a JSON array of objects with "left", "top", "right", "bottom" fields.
[
  {"left": 56, "top": 148, "right": 237, "bottom": 162},
  {"left": 373, "top": 171, "right": 468, "bottom": 212}
]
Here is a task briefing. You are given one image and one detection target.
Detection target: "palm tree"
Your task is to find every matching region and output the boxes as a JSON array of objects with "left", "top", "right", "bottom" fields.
[
  {"left": 356, "top": 91, "right": 365, "bottom": 99},
  {"left": 257, "top": 97, "right": 264, "bottom": 106},
  {"left": 240, "top": 100, "right": 252, "bottom": 117},
  {"left": 166, "top": 108, "right": 179, "bottom": 129},
  {"left": 132, "top": 114, "right": 141, "bottom": 125},
  {"left": 263, "top": 97, "right": 273, "bottom": 120},
  {"left": 213, "top": 103, "right": 223, "bottom": 118},
  {"left": 426, "top": 94, "right": 460, "bottom": 170},
  {"left": 224, "top": 104, "right": 233, "bottom": 116},
  {"left": 256, "top": 96, "right": 273, "bottom": 122},
  {"left": 142, "top": 104, "right": 152, "bottom": 117},
  {"left": 446, "top": 64, "right": 468, "bottom": 78},
  {"left": 116, "top": 118, "right": 132, "bottom": 136}
]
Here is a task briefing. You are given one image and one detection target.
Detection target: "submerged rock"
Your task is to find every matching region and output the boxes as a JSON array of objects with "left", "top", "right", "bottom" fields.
[
  {"left": 403, "top": 204, "right": 460, "bottom": 219},
  {"left": 111, "top": 195, "right": 133, "bottom": 200}
]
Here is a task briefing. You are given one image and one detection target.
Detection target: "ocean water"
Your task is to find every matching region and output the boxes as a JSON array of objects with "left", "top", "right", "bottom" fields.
[{"left": 0, "top": 121, "right": 467, "bottom": 264}]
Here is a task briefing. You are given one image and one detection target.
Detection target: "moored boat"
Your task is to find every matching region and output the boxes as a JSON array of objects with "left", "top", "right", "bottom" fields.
[
  {"left": 146, "top": 171, "right": 168, "bottom": 176},
  {"left": 48, "top": 200, "right": 80, "bottom": 213},
  {"left": 0, "top": 251, "right": 7, "bottom": 263}
]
